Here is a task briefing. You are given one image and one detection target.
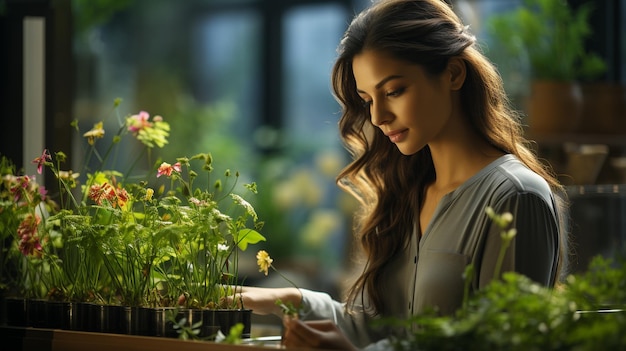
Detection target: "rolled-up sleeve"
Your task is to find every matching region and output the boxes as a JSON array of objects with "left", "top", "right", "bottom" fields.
[{"left": 299, "top": 288, "right": 389, "bottom": 348}]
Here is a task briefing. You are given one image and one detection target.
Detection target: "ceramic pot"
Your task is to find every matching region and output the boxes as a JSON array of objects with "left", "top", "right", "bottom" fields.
[
  {"left": 527, "top": 80, "right": 583, "bottom": 134},
  {"left": 580, "top": 82, "right": 626, "bottom": 134}
]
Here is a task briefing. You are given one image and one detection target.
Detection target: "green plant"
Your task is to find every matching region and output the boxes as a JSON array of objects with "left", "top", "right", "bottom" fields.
[
  {"left": 2, "top": 98, "right": 266, "bottom": 309},
  {"left": 383, "top": 208, "right": 626, "bottom": 350},
  {"left": 488, "top": 0, "right": 606, "bottom": 81},
  {"left": 150, "top": 159, "right": 266, "bottom": 309},
  {"left": 72, "top": 0, "right": 133, "bottom": 34},
  {"left": 165, "top": 307, "right": 205, "bottom": 341},
  {"left": 215, "top": 323, "right": 246, "bottom": 344}
]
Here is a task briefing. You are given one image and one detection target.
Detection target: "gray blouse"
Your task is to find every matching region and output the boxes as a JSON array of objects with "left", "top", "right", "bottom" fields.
[{"left": 300, "top": 154, "right": 561, "bottom": 349}]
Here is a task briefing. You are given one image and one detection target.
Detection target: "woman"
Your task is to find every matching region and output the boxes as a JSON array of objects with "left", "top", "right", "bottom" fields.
[{"left": 236, "top": 0, "right": 568, "bottom": 349}]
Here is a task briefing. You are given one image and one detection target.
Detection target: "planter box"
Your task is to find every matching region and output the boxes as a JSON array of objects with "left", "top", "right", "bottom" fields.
[{"left": 3, "top": 299, "right": 251, "bottom": 339}]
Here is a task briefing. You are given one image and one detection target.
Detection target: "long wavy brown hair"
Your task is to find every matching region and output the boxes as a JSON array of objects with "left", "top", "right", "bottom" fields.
[{"left": 331, "top": 0, "right": 568, "bottom": 316}]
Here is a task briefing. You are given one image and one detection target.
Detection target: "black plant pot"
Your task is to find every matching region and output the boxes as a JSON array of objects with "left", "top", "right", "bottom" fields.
[
  {"left": 100, "top": 304, "right": 125, "bottom": 334},
  {"left": 74, "top": 302, "right": 95, "bottom": 332},
  {"left": 3, "top": 300, "right": 252, "bottom": 341},
  {"left": 135, "top": 306, "right": 178, "bottom": 337},
  {"left": 0, "top": 291, "right": 6, "bottom": 326},
  {"left": 45, "top": 300, "right": 74, "bottom": 330},
  {"left": 27, "top": 299, "right": 47, "bottom": 328},
  {"left": 119, "top": 305, "right": 139, "bottom": 335},
  {"left": 212, "top": 309, "right": 252, "bottom": 339},
  {"left": 86, "top": 304, "right": 125, "bottom": 334},
  {"left": 70, "top": 302, "right": 120, "bottom": 333},
  {"left": 5, "top": 298, "right": 73, "bottom": 329},
  {"left": 175, "top": 308, "right": 209, "bottom": 338},
  {"left": 5, "top": 297, "right": 28, "bottom": 327}
]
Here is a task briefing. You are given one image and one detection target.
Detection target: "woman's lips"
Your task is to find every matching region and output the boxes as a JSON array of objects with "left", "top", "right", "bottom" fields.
[{"left": 386, "top": 129, "right": 407, "bottom": 143}]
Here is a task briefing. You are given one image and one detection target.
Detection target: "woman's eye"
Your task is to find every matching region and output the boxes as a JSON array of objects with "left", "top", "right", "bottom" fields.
[
  {"left": 386, "top": 87, "right": 405, "bottom": 97},
  {"left": 361, "top": 100, "right": 372, "bottom": 109}
]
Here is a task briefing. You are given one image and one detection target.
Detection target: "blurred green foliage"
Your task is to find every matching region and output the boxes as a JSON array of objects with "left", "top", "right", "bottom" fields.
[
  {"left": 386, "top": 255, "right": 626, "bottom": 350},
  {"left": 488, "top": 0, "right": 606, "bottom": 81},
  {"left": 72, "top": 0, "right": 133, "bottom": 34}
]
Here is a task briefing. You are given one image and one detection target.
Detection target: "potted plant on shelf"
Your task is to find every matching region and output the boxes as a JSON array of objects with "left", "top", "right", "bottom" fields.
[
  {"left": 487, "top": 0, "right": 606, "bottom": 134},
  {"left": 0, "top": 99, "right": 265, "bottom": 340}
]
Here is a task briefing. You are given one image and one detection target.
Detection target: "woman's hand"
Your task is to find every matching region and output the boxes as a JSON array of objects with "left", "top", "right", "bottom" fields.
[
  {"left": 282, "top": 318, "right": 358, "bottom": 350},
  {"left": 224, "top": 286, "right": 302, "bottom": 316}
]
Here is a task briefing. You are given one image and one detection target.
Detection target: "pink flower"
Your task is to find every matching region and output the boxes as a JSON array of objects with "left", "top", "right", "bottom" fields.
[
  {"left": 127, "top": 111, "right": 153, "bottom": 133},
  {"left": 156, "top": 162, "right": 181, "bottom": 178},
  {"left": 10, "top": 175, "right": 32, "bottom": 202},
  {"left": 17, "top": 214, "right": 43, "bottom": 257},
  {"left": 32, "top": 149, "right": 51, "bottom": 174},
  {"left": 38, "top": 185, "right": 48, "bottom": 201}
]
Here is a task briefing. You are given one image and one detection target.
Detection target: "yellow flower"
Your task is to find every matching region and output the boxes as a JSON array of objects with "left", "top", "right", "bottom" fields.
[
  {"left": 256, "top": 250, "right": 273, "bottom": 276},
  {"left": 83, "top": 122, "right": 105, "bottom": 145},
  {"left": 144, "top": 188, "right": 154, "bottom": 201}
]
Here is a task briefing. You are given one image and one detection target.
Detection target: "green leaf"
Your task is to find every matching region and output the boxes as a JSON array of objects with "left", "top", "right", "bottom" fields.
[{"left": 236, "top": 229, "right": 266, "bottom": 251}]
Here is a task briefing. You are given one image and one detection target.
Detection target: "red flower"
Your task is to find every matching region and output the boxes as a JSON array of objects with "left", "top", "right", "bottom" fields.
[
  {"left": 114, "top": 187, "right": 129, "bottom": 208},
  {"left": 32, "top": 149, "right": 51, "bottom": 174},
  {"left": 17, "top": 214, "right": 43, "bottom": 257},
  {"left": 88, "top": 182, "right": 129, "bottom": 208},
  {"left": 89, "top": 183, "right": 115, "bottom": 205},
  {"left": 10, "top": 175, "right": 32, "bottom": 202}
]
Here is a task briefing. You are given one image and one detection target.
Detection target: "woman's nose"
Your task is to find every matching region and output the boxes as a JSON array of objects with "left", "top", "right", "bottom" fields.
[{"left": 370, "top": 101, "right": 392, "bottom": 126}]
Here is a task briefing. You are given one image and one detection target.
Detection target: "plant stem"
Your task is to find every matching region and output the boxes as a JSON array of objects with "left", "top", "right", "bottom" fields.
[{"left": 493, "top": 234, "right": 513, "bottom": 280}]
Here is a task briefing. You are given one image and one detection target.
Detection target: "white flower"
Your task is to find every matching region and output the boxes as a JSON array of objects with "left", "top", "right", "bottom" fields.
[
  {"left": 211, "top": 208, "right": 232, "bottom": 222},
  {"left": 230, "top": 194, "right": 258, "bottom": 221}
]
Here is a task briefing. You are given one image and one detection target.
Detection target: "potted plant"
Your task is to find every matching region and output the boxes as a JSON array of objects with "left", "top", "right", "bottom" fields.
[
  {"left": 487, "top": 0, "right": 606, "bottom": 134},
  {"left": 0, "top": 99, "right": 265, "bottom": 340}
]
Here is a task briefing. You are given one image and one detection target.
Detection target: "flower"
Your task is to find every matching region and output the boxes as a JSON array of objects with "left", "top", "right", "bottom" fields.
[
  {"left": 126, "top": 111, "right": 170, "bottom": 148},
  {"left": 156, "top": 161, "right": 181, "bottom": 177},
  {"left": 144, "top": 188, "right": 154, "bottom": 201},
  {"left": 82, "top": 121, "right": 105, "bottom": 145},
  {"left": 256, "top": 250, "right": 273, "bottom": 276},
  {"left": 230, "top": 194, "right": 258, "bottom": 221},
  {"left": 32, "top": 149, "right": 51, "bottom": 174},
  {"left": 126, "top": 110, "right": 152, "bottom": 132},
  {"left": 87, "top": 181, "right": 129, "bottom": 208},
  {"left": 17, "top": 214, "right": 43, "bottom": 257}
]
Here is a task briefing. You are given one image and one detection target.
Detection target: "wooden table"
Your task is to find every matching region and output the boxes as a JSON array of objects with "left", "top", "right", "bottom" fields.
[{"left": 0, "top": 326, "right": 317, "bottom": 351}]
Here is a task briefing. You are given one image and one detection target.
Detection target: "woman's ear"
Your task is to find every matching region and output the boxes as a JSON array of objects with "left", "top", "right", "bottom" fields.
[{"left": 447, "top": 57, "right": 466, "bottom": 91}]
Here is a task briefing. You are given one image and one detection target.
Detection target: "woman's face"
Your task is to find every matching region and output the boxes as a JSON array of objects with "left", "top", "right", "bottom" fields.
[{"left": 352, "top": 50, "right": 456, "bottom": 155}]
